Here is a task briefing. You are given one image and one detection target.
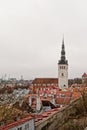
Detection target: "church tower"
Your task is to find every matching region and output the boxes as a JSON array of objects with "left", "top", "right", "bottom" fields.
[{"left": 58, "top": 38, "right": 68, "bottom": 89}]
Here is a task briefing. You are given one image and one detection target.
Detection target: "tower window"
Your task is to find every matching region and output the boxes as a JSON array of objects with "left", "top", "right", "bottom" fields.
[
  {"left": 60, "top": 66, "right": 65, "bottom": 69},
  {"left": 64, "top": 84, "right": 66, "bottom": 87},
  {"left": 62, "top": 73, "right": 64, "bottom": 76},
  {"left": 60, "top": 66, "right": 61, "bottom": 69}
]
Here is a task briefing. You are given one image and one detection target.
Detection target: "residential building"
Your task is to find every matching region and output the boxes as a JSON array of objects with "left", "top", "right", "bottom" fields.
[
  {"left": 82, "top": 72, "right": 87, "bottom": 84},
  {"left": 0, "top": 115, "right": 35, "bottom": 130},
  {"left": 32, "top": 78, "right": 58, "bottom": 87}
]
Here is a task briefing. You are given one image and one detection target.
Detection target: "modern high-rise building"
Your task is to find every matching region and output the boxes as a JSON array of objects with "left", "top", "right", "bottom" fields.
[{"left": 58, "top": 38, "right": 68, "bottom": 89}]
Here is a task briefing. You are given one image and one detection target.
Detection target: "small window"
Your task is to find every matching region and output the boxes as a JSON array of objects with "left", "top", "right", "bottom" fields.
[
  {"left": 62, "top": 73, "right": 64, "bottom": 76},
  {"left": 17, "top": 127, "right": 22, "bottom": 130},
  {"left": 61, "top": 94, "right": 65, "bottom": 97},
  {"left": 64, "top": 84, "right": 66, "bottom": 87},
  {"left": 25, "top": 123, "right": 29, "bottom": 130}
]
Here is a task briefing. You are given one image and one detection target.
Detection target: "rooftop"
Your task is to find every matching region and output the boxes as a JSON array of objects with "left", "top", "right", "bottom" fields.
[
  {"left": 0, "top": 115, "right": 33, "bottom": 130},
  {"left": 32, "top": 78, "right": 58, "bottom": 84}
]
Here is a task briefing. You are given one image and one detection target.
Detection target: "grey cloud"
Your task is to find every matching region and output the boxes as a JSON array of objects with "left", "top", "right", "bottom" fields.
[{"left": 0, "top": 0, "right": 87, "bottom": 79}]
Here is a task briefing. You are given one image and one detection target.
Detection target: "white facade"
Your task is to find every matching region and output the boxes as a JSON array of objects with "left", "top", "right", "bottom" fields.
[
  {"left": 36, "top": 96, "right": 42, "bottom": 112},
  {"left": 58, "top": 64, "right": 68, "bottom": 89},
  {"left": 28, "top": 95, "right": 42, "bottom": 112},
  {"left": 58, "top": 38, "right": 68, "bottom": 89},
  {"left": 9, "top": 119, "right": 35, "bottom": 130}
]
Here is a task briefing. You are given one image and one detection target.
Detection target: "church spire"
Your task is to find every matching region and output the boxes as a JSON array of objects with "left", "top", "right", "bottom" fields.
[
  {"left": 58, "top": 38, "right": 68, "bottom": 65},
  {"left": 58, "top": 37, "right": 68, "bottom": 89},
  {"left": 61, "top": 37, "right": 65, "bottom": 57}
]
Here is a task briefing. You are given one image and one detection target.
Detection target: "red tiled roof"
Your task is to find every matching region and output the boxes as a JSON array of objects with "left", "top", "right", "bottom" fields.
[
  {"left": 56, "top": 97, "right": 71, "bottom": 105},
  {"left": 41, "top": 97, "right": 53, "bottom": 101},
  {"left": 34, "top": 108, "right": 60, "bottom": 122},
  {"left": 72, "top": 92, "right": 81, "bottom": 99},
  {"left": 41, "top": 113, "right": 48, "bottom": 117},
  {"left": 56, "top": 91, "right": 72, "bottom": 97},
  {"left": 0, "top": 115, "right": 33, "bottom": 130},
  {"left": 32, "top": 78, "right": 58, "bottom": 84}
]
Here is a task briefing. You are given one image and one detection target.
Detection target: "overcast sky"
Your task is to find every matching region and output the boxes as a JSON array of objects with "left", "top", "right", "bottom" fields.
[{"left": 0, "top": 0, "right": 87, "bottom": 79}]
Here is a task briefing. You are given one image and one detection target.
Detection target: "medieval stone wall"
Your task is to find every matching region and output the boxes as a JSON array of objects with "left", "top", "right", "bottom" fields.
[{"left": 35, "top": 99, "right": 80, "bottom": 130}]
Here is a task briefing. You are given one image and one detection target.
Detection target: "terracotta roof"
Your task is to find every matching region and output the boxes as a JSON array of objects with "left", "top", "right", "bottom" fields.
[
  {"left": 0, "top": 115, "right": 33, "bottom": 130},
  {"left": 56, "top": 91, "right": 72, "bottom": 97},
  {"left": 32, "top": 78, "right": 58, "bottom": 84},
  {"left": 56, "top": 97, "right": 71, "bottom": 105},
  {"left": 72, "top": 92, "right": 81, "bottom": 99},
  {"left": 34, "top": 108, "right": 59, "bottom": 122},
  {"left": 40, "top": 97, "right": 53, "bottom": 101}
]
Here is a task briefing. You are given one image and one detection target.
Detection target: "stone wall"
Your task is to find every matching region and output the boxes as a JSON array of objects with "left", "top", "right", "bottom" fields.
[{"left": 35, "top": 98, "right": 80, "bottom": 130}]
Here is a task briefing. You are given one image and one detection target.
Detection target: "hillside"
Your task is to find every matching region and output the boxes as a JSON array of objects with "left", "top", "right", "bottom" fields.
[{"left": 57, "top": 95, "right": 87, "bottom": 130}]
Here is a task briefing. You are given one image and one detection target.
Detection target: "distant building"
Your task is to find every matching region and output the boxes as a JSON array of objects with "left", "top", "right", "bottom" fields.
[
  {"left": 58, "top": 38, "right": 68, "bottom": 89},
  {"left": 82, "top": 73, "right": 87, "bottom": 84},
  {"left": 32, "top": 78, "right": 58, "bottom": 87},
  {"left": 31, "top": 38, "right": 69, "bottom": 90},
  {"left": 0, "top": 115, "right": 35, "bottom": 130},
  {"left": 28, "top": 94, "right": 42, "bottom": 112}
]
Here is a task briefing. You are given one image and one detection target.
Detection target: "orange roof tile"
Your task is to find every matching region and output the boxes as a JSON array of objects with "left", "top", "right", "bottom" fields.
[
  {"left": 0, "top": 115, "right": 33, "bottom": 130},
  {"left": 32, "top": 78, "right": 58, "bottom": 84}
]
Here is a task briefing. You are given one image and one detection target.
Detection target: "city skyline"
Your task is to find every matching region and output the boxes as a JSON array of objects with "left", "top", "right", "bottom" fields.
[{"left": 0, "top": 0, "right": 87, "bottom": 79}]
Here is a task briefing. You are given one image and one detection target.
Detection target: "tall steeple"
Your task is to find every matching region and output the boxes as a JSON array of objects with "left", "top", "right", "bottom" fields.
[
  {"left": 58, "top": 37, "right": 68, "bottom": 89},
  {"left": 58, "top": 38, "right": 68, "bottom": 65}
]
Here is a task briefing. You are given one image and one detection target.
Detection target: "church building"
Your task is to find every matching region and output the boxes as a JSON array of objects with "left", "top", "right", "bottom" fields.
[
  {"left": 32, "top": 38, "right": 68, "bottom": 90},
  {"left": 58, "top": 38, "right": 68, "bottom": 89}
]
